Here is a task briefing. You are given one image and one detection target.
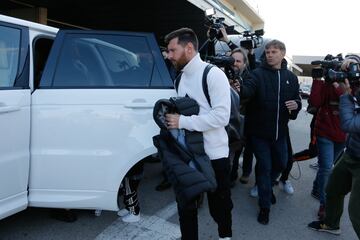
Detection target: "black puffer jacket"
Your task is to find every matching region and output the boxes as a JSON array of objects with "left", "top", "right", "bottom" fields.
[
  {"left": 153, "top": 97, "right": 217, "bottom": 207},
  {"left": 241, "top": 59, "right": 301, "bottom": 141},
  {"left": 340, "top": 94, "right": 360, "bottom": 160}
]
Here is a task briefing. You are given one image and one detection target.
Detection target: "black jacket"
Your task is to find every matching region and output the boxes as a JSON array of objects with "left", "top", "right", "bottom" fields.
[
  {"left": 239, "top": 68, "right": 253, "bottom": 115},
  {"left": 340, "top": 94, "right": 360, "bottom": 160},
  {"left": 153, "top": 97, "right": 217, "bottom": 207},
  {"left": 241, "top": 59, "right": 301, "bottom": 141}
]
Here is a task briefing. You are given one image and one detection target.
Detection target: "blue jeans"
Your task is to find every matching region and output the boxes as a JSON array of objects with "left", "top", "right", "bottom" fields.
[
  {"left": 312, "top": 136, "right": 345, "bottom": 205},
  {"left": 251, "top": 135, "right": 288, "bottom": 209}
]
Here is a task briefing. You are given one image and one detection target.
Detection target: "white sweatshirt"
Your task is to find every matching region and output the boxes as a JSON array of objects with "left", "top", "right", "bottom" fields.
[{"left": 178, "top": 53, "right": 231, "bottom": 160}]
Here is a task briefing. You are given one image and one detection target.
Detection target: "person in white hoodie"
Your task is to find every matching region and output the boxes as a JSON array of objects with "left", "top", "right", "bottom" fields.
[{"left": 164, "top": 27, "right": 232, "bottom": 240}]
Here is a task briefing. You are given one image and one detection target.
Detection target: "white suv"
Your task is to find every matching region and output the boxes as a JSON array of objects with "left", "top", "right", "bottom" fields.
[{"left": 0, "top": 14, "right": 175, "bottom": 220}]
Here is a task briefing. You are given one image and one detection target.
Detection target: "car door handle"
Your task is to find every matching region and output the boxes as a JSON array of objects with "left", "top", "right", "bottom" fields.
[
  {"left": 0, "top": 104, "right": 21, "bottom": 114},
  {"left": 124, "top": 99, "right": 153, "bottom": 109}
]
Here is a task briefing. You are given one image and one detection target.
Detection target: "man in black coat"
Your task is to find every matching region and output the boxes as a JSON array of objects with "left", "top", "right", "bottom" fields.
[{"left": 241, "top": 39, "right": 301, "bottom": 225}]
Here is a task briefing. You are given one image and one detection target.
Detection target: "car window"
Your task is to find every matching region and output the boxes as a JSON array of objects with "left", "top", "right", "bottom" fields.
[
  {"left": 51, "top": 33, "right": 163, "bottom": 88},
  {"left": 0, "top": 25, "right": 20, "bottom": 87}
]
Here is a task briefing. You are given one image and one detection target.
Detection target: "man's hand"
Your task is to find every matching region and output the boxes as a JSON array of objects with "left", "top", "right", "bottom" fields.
[
  {"left": 333, "top": 80, "right": 351, "bottom": 94},
  {"left": 219, "top": 27, "right": 229, "bottom": 43},
  {"left": 343, "top": 79, "right": 352, "bottom": 94},
  {"left": 165, "top": 113, "right": 180, "bottom": 129},
  {"left": 285, "top": 100, "right": 298, "bottom": 111}
]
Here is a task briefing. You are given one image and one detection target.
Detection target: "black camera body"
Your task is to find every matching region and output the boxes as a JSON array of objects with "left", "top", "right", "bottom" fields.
[
  {"left": 206, "top": 55, "right": 239, "bottom": 81},
  {"left": 208, "top": 17, "right": 224, "bottom": 40},
  {"left": 240, "top": 29, "right": 264, "bottom": 49},
  {"left": 328, "top": 63, "right": 360, "bottom": 84},
  {"left": 310, "top": 54, "right": 357, "bottom": 84},
  {"left": 206, "top": 55, "right": 234, "bottom": 68},
  {"left": 207, "top": 16, "right": 234, "bottom": 41}
]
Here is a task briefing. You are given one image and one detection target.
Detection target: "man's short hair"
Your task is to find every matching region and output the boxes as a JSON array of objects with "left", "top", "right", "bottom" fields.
[
  {"left": 231, "top": 47, "right": 249, "bottom": 66},
  {"left": 164, "top": 28, "right": 199, "bottom": 51},
  {"left": 265, "top": 39, "right": 286, "bottom": 53},
  {"left": 345, "top": 54, "right": 360, "bottom": 64}
]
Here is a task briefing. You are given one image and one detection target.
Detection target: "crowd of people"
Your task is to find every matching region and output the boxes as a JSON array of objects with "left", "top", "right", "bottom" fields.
[{"left": 116, "top": 27, "right": 360, "bottom": 240}]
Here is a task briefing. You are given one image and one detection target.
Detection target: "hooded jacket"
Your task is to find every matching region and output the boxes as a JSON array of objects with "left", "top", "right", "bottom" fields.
[
  {"left": 241, "top": 59, "right": 301, "bottom": 141},
  {"left": 309, "top": 79, "right": 346, "bottom": 142},
  {"left": 153, "top": 97, "right": 217, "bottom": 206},
  {"left": 340, "top": 93, "right": 360, "bottom": 160}
]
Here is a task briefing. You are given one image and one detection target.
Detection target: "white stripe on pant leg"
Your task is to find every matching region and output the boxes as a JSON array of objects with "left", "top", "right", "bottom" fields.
[{"left": 95, "top": 201, "right": 180, "bottom": 240}]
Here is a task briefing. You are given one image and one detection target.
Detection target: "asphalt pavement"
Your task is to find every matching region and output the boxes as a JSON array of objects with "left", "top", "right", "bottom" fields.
[{"left": 0, "top": 100, "right": 358, "bottom": 240}]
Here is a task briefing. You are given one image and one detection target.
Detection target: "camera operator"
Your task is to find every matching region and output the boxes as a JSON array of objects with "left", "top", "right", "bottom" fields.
[
  {"left": 309, "top": 58, "right": 348, "bottom": 220},
  {"left": 209, "top": 27, "right": 257, "bottom": 187},
  {"left": 227, "top": 47, "right": 255, "bottom": 186},
  {"left": 308, "top": 55, "right": 360, "bottom": 237}
]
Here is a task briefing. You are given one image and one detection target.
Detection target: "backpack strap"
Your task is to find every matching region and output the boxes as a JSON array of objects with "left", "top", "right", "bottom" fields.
[
  {"left": 174, "top": 72, "right": 183, "bottom": 93},
  {"left": 202, "top": 64, "right": 214, "bottom": 107}
]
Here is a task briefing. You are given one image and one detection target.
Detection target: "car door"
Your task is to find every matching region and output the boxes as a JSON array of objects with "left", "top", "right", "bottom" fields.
[
  {"left": 29, "top": 30, "right": 175, "bottom": 210},
  {"left": 0, "top": 21, "right": 31, "bottom": 220}
]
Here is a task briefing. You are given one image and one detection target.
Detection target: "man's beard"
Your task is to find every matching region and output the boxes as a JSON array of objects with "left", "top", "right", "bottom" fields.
[{"left": 172, "top": 53, "right": 188, "bottom": 71}]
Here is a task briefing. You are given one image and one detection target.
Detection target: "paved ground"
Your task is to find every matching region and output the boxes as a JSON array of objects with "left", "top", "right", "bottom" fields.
[{"left": 0, "top": 100, "right": 358, "bottom": 240}]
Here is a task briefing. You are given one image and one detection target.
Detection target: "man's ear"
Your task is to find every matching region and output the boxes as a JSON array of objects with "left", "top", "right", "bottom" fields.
[
  {"left": 281, "top": 50, "right": 286, "bottom": 58},
  {"left": 186, "top": 42, "right": 195, "bottom": 53}
]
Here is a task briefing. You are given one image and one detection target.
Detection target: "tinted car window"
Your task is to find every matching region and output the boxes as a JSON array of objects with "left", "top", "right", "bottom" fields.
[
  {"left": 0, "top": 25, "right": 20, "bottom": 87},
  {"left": 51, "top": 33, "right": 164, "bottom": 88}
]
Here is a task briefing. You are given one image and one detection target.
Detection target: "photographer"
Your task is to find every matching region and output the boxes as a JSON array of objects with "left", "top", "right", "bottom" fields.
[
  {"left": 210, "top": 27, "right": 257, "bottom": 186},
  {"left": 308, "top": 56, "right": 360, "bottom": 237},
  {"left": 309, "top": 58, "right": 347, "bottom": 220},
  {"left": 227, "top": 47, "right": 255, "bottom": 186}
]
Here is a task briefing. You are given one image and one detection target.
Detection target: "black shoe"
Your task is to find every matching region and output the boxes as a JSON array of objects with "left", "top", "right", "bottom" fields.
[
  {"left": 271, "top": 191, "right": 276, "bottom": 205},
  {"left": 155, "top": 180, "right": 171, "bottom": 191},
  {"left": 257, "top": 208, "right": 270, "bottom": 225},
  {"left": 308, "top": 221, "right": 341, "bottom": 235}
]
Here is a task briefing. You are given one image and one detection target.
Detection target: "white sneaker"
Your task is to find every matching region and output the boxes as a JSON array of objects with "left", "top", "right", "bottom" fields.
[
  {"left": 250, "top": 185, "right": 258, "bottom": 198},
  {"left": 117, "top": 208, "right": 129, "bottom": 217},
  {"left": 219, "top": 237, "right": 231, "bottom": 240},
  {"left": 281, "top": 180, "right": 294, "bottom": 195},
  {"left": 122, "top": 212, "right": 140, "bottom": 223}
]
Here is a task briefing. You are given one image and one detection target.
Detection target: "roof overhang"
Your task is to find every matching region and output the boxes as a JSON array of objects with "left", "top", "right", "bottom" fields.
[
  {"left": 224, "top": 0, "right": 264, "bottom": 29},
  {"left": 187, "top": 0, "right": 264, "bottom": 32}
]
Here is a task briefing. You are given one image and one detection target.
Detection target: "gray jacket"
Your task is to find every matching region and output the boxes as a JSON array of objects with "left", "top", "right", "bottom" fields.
[{"left": 340, "top": 94, "right": 360, "bottom": 159}]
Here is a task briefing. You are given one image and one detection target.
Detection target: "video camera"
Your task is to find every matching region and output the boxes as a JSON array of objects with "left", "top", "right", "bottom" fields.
[
  {"left": 206, "top": 55, "right": 239, "bottom": 81},
  {"left": 328, "top": 63, "right": 360, "bottom": 84},
  {"left": 311, "top": 54, "right": 360, "bottom": 84},
  {"left": 205, "top": 8, "right": 234, "bottom": 41},
  {"left": 240, "top": 29, "right": 264, "bottom": 49}
]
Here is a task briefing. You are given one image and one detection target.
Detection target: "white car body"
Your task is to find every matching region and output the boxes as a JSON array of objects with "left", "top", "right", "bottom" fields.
[{"left": 0, "top": 14, "right": 175, "bottom": 220}]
